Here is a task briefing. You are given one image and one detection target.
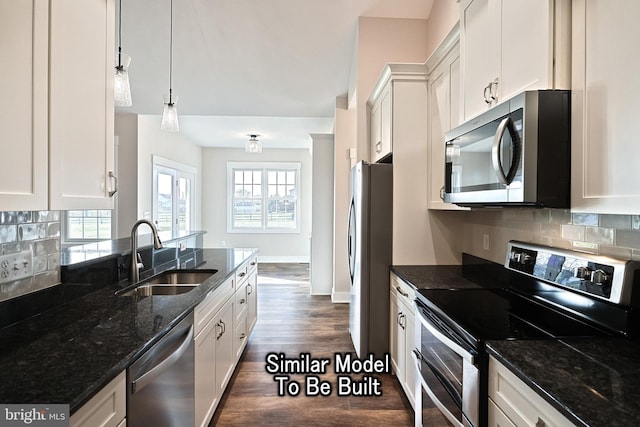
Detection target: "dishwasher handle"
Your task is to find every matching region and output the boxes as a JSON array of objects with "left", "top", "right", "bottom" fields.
[{"left": 131, "top": 324, "right": 194, "bottom": 394}]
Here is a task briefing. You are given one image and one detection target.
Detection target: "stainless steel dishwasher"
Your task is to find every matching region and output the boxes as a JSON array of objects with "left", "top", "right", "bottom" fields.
[{"left": 127, "top": 313, "right": 194, "bottom": 427}]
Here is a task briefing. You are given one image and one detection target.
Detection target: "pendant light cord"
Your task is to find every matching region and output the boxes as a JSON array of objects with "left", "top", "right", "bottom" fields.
[
  {"left": 117, "top": 0, "right": 123, "bottom": 68},
  {"left": 168, "top": 0, "right": 173, "bottom": 105}
]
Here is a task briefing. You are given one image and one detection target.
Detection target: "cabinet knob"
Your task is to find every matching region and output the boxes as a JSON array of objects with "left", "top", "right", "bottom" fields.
[{"left": 375, "top": 141, "right": 382, "bottom": 153}]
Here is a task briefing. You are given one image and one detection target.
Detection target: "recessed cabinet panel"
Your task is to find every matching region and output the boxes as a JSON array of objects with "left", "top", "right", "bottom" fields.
[
  {"left": 49, "top": 0, "right": 115, "bottom": 210},
  {"left": 571, "top": 0, "right": 640, "bottom": 214},
  {"left": 0, "top": 0, "right": 48, "bottom": 210}
]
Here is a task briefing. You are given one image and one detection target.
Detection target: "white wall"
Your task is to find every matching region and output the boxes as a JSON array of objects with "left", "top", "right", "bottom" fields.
[
  {"left": 201, "top": 147, "right": 313, "bottom": 262},
  {"left": 333, "top": 97, "right": 357, "bottom": 302},
  {"left": 137, "top": 115, "right": 203, "bottom": 229},
  {"left": 351, "top": 17, "right": 430, "bottom": 161},
  {"left": 310, "top": 134, "right": 334, "bottom": 295},
  {"left": 115, "top": 114, "right": 139, "bottom": 238}
]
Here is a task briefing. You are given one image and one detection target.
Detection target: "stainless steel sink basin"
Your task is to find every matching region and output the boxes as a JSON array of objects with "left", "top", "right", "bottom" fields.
[
  {"left": 120, "top": 283, "right": 199, "bottom": 297},
  {"left": 117, "top": 269, "right": 218, "bottom": 297},
  {"left": 146, "top": 270, "right": 217, "bottom": 285}
]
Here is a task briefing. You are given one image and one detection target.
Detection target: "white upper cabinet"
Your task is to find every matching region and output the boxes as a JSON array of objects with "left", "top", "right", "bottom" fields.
[
  {"left": 369, "top": 84, "right": 392, "bottom": 162},
  {"left": 460, "top": 0, "right": 571, "bottom": 121},
  {"left": 0, "top": 0, "right": 49, "bottom": 210},
  {"left": 49, "top": 0, "right": 116, "bottom": 210},
  {"left": 571, "top": 0, "right": 640, "bottom": 214},
  {"left": 426, "top": 27, "right": 468, "bottom": 210},
  {"left": 0, "top": 0, "right": 116, "bottom": 211}
]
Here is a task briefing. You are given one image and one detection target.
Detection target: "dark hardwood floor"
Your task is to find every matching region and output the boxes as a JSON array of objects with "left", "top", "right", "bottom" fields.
[{"left": 210, "top": 263, "right": 415, "bottom": 426}]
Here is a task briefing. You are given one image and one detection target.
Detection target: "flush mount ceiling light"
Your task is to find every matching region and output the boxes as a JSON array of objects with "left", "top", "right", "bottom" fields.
[
  {"left": 161, "top": 0, "right": 179, "bottom": 132},
  {"left": 114, "top": 0, "right": 132, "bottom": 107},
  {"left": 246, "top": 134, "right": 262, "bottom": 153}
]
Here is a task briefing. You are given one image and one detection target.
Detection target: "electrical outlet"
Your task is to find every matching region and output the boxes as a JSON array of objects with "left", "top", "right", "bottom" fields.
[
  {"left": 220, "top": 240, "right": 226, "bottom": 247},
  {"left": 179, "top": 242, "right": 187, "bottom": 252},
  {"left": 483, "top": 234, "right": 490, "bottom": 251},
  {"left": 0, "top": 250, "right": 33, "bottom": 284}
]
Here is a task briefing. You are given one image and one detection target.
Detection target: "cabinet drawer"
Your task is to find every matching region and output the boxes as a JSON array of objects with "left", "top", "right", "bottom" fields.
[
  {"left": 390, "top": 273, "right": 415, "bottom": 309},
  {"left": 235, "top": 281, "right": 249, "bottom": 321},
  {"left": 488, "top": 356, "right": 574, "bottom": 427},
  {"left": 70, "top": 372, "right": 125, "bottom": 427},
  {"left": 235, "top": 264, "right": 249, "bottom": 285},
  {"left": 194, "top": 276, "right": 234, "bottom": 335}
]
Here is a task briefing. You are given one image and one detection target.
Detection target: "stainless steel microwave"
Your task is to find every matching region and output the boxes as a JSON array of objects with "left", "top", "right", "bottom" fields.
[{"left": 444, "top": 90, "right": 570, "bottom": 207}]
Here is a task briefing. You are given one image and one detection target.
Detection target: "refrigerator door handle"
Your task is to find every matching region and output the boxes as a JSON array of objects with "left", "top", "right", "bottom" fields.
[{"left": 347, "top": 198, "right": 356, "bottom": 283}]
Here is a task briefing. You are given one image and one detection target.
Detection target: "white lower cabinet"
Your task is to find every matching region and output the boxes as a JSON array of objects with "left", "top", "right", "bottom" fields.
[
  {"left": 194, "top": 312, "right": 218, "bottom": 427},
  {"left": 488, "top": 356, "right": 574, "bottom": 427},
  {"left": 389, "top": 273, "right": 417, "bottom": 409},
  {"left": 70, "top": 371, "right": 125, "bottom": 427},
  {"left": 194, "top": 258, "right": 258, "bottom": 427}
]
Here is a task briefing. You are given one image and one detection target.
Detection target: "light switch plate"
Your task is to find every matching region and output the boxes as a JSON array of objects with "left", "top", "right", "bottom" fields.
[{"left": 0, "top": 250, "right": 33, "bottom": 284}]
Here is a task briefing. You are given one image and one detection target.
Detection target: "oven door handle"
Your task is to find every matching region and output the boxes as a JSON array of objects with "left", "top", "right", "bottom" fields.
[
  {"left": 418, "top": 310, "right": 475, "bottom": 365},
  {"left": 413, "top": 349, "right": 463, "bottom": 408},
  {"left": 413, "top": 350, "right": 465, "bottom": 427}
]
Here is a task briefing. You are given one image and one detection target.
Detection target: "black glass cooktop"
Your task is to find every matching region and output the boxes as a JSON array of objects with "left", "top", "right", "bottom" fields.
[{"left": 416, "top": 288, "right": 611, "bottom": 349}]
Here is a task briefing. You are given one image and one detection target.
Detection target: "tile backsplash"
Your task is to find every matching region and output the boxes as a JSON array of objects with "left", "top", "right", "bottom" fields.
[
  {"left": 0, "top": 211, "right": 61, "bottom": 302},
  {"left": 462, "top": 209, "right": 640, "bottom": 264}
]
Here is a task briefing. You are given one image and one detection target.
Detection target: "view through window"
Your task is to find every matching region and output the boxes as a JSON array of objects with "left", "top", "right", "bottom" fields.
[{"left": 228, "top": 162, "right": 300, "bottom": 232}]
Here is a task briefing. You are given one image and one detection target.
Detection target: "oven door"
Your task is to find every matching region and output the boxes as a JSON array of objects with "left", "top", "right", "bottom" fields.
[{"left": 414, "top": 302, "right": 479, "bottom": 427}]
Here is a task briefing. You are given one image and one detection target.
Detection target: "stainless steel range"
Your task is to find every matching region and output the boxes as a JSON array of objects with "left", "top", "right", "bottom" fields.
[{"left": 413, "top": 241, "right": 640, "bottom": 427}]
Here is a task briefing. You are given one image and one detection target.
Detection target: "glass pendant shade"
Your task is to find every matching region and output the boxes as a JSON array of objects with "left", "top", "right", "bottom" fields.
[
  {"left": 114, "top": 54, "right": 132, "bottom": 107},
  {"left": 245, "top": 135, "right": 262, "bottom": 153},
  {"left": 161, "top": 97, "right": 179, "bottom": 132}
]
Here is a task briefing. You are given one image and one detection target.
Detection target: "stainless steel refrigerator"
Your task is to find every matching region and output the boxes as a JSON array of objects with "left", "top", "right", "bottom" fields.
[{"left": 347, "top": 160, "right": 392, "bottom": 359}]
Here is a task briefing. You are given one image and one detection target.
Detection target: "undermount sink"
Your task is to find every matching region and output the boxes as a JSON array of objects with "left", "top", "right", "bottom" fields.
[{"left": 117, "top": 269, "right": 218, "bottom": 297}]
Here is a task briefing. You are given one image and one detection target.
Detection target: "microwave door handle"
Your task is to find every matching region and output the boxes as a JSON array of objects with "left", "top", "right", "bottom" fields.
[{"left": 491, "top": 117, "right": 522, "bottom": 185}]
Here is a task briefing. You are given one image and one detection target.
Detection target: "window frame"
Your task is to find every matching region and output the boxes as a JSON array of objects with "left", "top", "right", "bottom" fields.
[
  {"left": 152, "top": 155, "right": 197, "bottom": 234},
  {"left": 62, "top": 209, "right": 114, "bottom": 243},
  {"left": 227, "top": 161, "right": 301, "bottom": 234}
]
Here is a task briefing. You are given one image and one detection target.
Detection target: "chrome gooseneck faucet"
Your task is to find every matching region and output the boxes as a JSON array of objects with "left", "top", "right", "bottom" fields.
[{"left": 130, "top": 219, "right": 163, "bottom": 283}]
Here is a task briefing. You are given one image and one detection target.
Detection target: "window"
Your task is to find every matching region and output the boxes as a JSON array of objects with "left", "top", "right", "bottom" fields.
[
  {"left": 153, "top": 156, "right": 196, "bottom": 234},
  {"left": 227, "top": 162, "right": 300, "bottom": 233},
  {"left": 65, "top": 210, "right": 113, "bottom": 241}
]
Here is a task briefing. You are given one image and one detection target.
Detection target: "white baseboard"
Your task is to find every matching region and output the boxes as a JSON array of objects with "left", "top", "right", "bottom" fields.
[
  {"left": 332, "top": 292, "right": 350, "bottom": 303},
  {"left": 258, "top": 256, "right": 310, "bottom": 263}
]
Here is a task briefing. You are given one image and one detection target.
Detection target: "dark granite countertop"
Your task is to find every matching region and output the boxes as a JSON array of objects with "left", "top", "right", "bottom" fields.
[
  {"left": 0, "top": 248, "right": 256, "bottom": 413},
  {"left": 487, "top": 339, "right": 640, "bottom": 427},
  {"left": 391, "top": 265, "right": 484, "bottom": 289}
]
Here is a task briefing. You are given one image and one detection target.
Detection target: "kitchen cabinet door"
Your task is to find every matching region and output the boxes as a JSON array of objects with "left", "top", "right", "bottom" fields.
[
  {"left": 460, "top": 0, "right": 499, "bottom": 120},
  {"left": 460, "top": 0, "right": 570, "bottom": 121},
  {"left": 48, "top": 0, "right": 116, "bottom": 210},
  {"left": 215, "top": 298, "right": 235, "bottom": 397},
  {"left": 370, "top": 84, "right": 392, "bottom": 162},
  {"left": 0, "top": 0, "right": 48, "bottom": 210},
  {"left": 389, "top": 273, "right": 416, "bottom": 409},
  {"left": 571, "top": 0, "right": 640, "bottom": 214},
  {"left": 427, "top": 40, "right": 468, "bottom": 210},
  {"left": 70, "top": 371, "right": 125, "bottom": 427},
  {"left": 195, "top": 316, "right": 218, "bottom": 427}
]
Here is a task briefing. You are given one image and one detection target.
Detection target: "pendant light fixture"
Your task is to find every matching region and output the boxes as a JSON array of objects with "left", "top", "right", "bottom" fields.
[
  {"left": 246, "top": 134, "right": 262, "bottom": 153},
  {"left": 161, "top": 0, "right": 179, "bottom": 132},
  {"left": 114, "top": 0, "right": 132, "bottom": 106}
]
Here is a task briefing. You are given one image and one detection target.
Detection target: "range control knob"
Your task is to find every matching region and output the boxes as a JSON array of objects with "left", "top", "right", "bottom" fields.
[
  {"left": 591, "top": 269, "right": 609, "bottom": 286},
  {"left": 574, "top": 266, "right": 593, "bottom": 279}
]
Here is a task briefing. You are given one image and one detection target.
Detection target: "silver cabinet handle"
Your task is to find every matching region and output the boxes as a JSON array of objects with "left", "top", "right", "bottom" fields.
[
  {"left": 535, "top": 417, "right": 546, "bottom": 427},
  {"left": 108, "top": 171, "right": 118, "bottom": 197},
  {"left": 491, "top": 116, "right": 521, "bottom": 185},
  {"left": 240, "top": 298, "right": 246, "bottom": 304},
  {"left": 247, "top": 283, "right": 253, "bottom": 295},
  {"left": 484, "top": 84, "right": 493, "bottom": 105},
  {"left": 395, "top": 286, "right": 409, "bottom": 298},
  {"left": 131, "top": 325, "right": 193, "bottom": 394},
  {"left": 375, "top": 141, "right": 382, "bottom": 153},
  {"left": 238, "top": 272, "right": 246, "bottom": 278},
  {"left": 439, "top": 186, "right": 445, "bottom": 201}
]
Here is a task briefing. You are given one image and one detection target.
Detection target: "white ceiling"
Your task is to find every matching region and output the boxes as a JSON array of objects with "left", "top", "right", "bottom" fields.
[{"left": 118, "top": 0, "right": 434, "bottom": 148}]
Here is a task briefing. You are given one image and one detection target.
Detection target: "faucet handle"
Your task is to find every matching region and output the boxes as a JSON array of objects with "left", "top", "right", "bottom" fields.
[{"left": 136, "top": 252, "right": 144, "bottom": 270}]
